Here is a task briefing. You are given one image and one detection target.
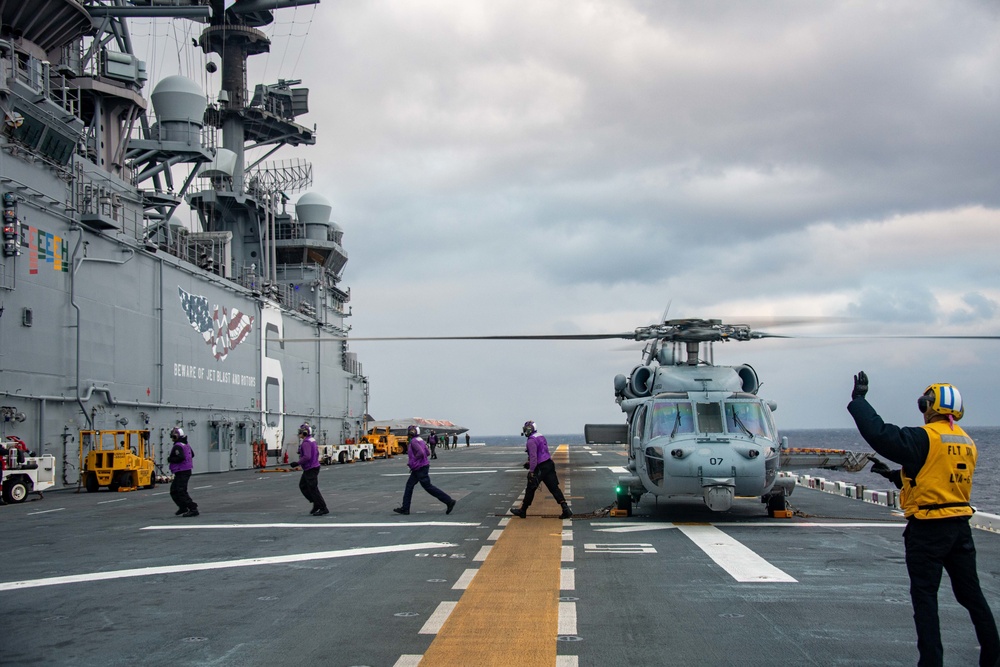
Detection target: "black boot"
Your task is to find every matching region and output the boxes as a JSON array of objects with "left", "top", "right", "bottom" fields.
[{"left": 559, "top": 503, "right": 573, "bottom": 520}]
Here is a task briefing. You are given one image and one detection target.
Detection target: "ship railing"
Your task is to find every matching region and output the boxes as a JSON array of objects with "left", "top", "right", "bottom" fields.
[
  {"left": 166, "top": 227, "right": 229, "bottom": 278},
  {"left": 0, "top": 52, "right": 82, "bottom": 121},
  {"left": 76, "top": 169, "right": 145, "bottom": 237},
  {"left": 261, "top": 278, "right": 350, "bottom": 321}
]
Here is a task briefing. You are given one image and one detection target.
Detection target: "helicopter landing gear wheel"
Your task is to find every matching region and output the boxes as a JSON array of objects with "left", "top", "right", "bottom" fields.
[
  {"left": 765, "top": 492, "right": 788, "bottom": 517},
  {"left": 616, "top": 489, "right": 633, "bottom": 516}
]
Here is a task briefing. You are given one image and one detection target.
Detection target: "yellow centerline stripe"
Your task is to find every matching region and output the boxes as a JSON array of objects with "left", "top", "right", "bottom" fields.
[{"left": 419, "top": 446, "right": 570, "bottom": 666}]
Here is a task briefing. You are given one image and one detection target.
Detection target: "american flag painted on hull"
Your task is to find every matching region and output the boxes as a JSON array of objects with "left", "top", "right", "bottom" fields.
[{"left": 178, "top": 287, "right": 255, "bottom": 361}]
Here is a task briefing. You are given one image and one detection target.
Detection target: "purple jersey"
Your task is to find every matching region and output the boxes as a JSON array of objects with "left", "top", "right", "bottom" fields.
[
  {"left": 407, "top": 436, "right": 430, "bottom": 470},
  {"left": 526, "top": 433, "right": 551, "bottom": 472},
  {"left": 168, "top": 442, "right": 194, "bottom": 473},
  {"left": 297, "top": 436, "right": 320, "bottom": 470}
]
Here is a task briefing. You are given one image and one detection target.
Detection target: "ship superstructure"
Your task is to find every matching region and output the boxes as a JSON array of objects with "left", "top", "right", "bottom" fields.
[{"left": 0, "top": 0, "right": 367, "bottom": 484}]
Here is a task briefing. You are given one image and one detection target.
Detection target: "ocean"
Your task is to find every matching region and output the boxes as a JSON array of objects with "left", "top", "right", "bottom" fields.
[{"left": 480, "top": 427, "right": 1000, "bottom": 514}]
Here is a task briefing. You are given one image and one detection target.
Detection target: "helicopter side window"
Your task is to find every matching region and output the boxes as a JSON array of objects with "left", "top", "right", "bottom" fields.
[
  {"left": 649, "top": 401, "right": 694, "bottom": 438},
  {"left": 695, "top": 402, "right": 724, "bottom": 434},
  {"left": 630, "top": 405, "right": 647, "bottom": 445},
  {"left": 764, "top": 407, "right": 777, "bottom": 440},
  {"left": 724, "top": 402, "right": 770, "bottom": 438}
]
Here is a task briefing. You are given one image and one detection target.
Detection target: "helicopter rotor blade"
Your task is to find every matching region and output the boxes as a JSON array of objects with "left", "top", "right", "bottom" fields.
[
  {"left": 274, "top": 327, "right": 999, "bottom": 345},
  {"left": 789, "top": 334, "right": 1000, "bottom": 341},
  {"left": 275, "top": 332, "right": 638, "bottom": 343}
]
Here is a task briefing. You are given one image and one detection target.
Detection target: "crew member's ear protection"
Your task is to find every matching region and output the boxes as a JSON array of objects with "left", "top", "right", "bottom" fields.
[{"left": 917, "top": 392, "right": 932, "bottom": 414}]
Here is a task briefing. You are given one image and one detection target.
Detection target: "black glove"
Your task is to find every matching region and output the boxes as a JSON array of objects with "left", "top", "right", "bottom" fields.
[
  {"left": 522, "top": 461, "right": 530, "bottom": 470},
  {"left": 852, "top": 371, "right": 869, "bottom": 400},
  {"left": 869, "top": 457, "right": 892, "bottom": 478}
]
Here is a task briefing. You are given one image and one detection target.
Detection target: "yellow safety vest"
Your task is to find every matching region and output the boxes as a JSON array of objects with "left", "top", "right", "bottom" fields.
[{"left": 899, "top": 421, "right": 976, "bottom": 520}]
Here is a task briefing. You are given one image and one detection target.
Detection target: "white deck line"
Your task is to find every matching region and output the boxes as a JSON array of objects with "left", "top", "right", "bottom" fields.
[
  {"left": 452, "top": 568, "right": 478, "bottom": 590},
  {"left": 558, "top": 601, "right": 578, "bottom": 635},
  {"left": 0, "top": 542, "right": 457, "bottom": 592},
  {"left": 676, "top": 524, "right": 796, "bottom": 583},
  {"left": 419, "top": 600, "right": 458, "bottom": 635}
]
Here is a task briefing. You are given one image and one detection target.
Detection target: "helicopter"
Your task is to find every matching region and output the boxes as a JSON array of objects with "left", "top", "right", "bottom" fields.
[
  {"left": 583, "top": 318, "right": 857, "bottom": 516},
  {"left": 278, "top": 317, "right": 997, "bottom": 516}
]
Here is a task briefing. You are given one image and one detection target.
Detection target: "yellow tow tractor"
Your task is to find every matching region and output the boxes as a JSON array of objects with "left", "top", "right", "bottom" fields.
[
  {"left": 363, "top": 427, "right": 407, "bottom": 459},
  {"left": 79, "top": 429, "right": 157, "bottom": 492}
]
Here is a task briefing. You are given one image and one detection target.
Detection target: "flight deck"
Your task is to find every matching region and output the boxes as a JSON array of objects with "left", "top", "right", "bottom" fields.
[{"left": 4, "top": 442, "right": 998, "bottom": 666}]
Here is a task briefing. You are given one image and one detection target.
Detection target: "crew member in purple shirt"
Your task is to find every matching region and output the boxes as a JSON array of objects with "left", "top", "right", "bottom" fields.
[
  {"left": 394, "top": 425, "right": 455, "bottom": 515},
  {"left": 289, "top": 423, "right": 328, "bottom": 516},
  {"left": 511, "top": 420, "right": 572, "bottom": 519},
  {"left": 167, "top": 427, "right": 199, "bottom": 517}
]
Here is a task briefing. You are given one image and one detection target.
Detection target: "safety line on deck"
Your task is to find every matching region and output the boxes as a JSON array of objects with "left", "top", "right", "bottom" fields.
[{"left": 0, "top": 542, "right": 456, "bottom": 592}]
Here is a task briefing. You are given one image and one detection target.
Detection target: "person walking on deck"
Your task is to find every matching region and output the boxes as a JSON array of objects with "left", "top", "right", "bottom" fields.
[
  {"left": 394, "top": 425, "right": 455, "bottom": 515},
  {"left": 511, "top": 420, "right": 572, "bottom": 520}
]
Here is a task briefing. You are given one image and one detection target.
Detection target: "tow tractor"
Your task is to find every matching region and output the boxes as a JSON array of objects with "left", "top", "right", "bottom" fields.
[
  {"left": 1, "top": 436, "right": 56, "bottom": 504},
  {"left": 318, "top": 437, "right": 375, "bottom": 465},
  {"left": 79, "top": 429, "right": 157, "bottom": 492},
  {"left": 363, "top": 427, "right": 406, "bottom": 459}
]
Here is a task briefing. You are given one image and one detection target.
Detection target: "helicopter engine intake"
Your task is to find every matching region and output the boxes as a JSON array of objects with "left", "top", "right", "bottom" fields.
[
  {"left": 735, "top": 364, "right": 759, "bottom": 394},
  {"left": 629, "top": 365, "right": 654, "bottom": 397}
]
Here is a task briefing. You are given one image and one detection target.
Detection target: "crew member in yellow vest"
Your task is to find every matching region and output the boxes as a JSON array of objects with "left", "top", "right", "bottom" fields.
[{"left": 848, "top": 371, "right": 999, "bottom": 667}]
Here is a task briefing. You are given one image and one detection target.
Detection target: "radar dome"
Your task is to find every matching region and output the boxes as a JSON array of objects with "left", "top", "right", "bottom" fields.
[
  {"left": 201, "top": 148, "right": 237, "bottom": 178},
  {"left": 151, "top": 75, "right": 206, "bottom": 124},
  {"left": 296, "top": 192, "right": 332, "bottom": 225},
  {"left": 297, "top": 192, "right": 335, "bottom": 241}
]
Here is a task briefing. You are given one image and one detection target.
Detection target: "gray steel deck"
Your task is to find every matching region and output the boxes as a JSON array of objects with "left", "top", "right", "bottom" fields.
[{"left": 4, "top": 443, "right": 996, "bottom": 666}]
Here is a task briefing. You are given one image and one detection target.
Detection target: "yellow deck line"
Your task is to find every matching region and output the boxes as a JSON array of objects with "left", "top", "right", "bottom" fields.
[{"left": 419, "top": 447, "right": 569, "bottom": 666}]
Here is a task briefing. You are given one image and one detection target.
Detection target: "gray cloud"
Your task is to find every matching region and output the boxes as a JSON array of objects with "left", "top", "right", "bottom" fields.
[{"left": 138, "top": 1, "right": 1000, "bottom": 433}]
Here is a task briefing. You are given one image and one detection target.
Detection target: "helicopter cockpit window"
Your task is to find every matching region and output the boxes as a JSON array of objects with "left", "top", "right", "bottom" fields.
[
  {"left": 695, "top": 402, "right": 724, "bottom": 434},
  {"left": 724, "top": 402, "right": 771, "bottom": 439},
  {"left": 631, "top": 405, "right": 647, "bottom": 444},
  {"left": 649, "top": 401, "right": 695, "bottom": 438}
]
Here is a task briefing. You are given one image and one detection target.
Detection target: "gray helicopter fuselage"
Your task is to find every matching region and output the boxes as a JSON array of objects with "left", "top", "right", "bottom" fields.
[{"left": 616, "top": 362, "right": 783, "bottom": 511}]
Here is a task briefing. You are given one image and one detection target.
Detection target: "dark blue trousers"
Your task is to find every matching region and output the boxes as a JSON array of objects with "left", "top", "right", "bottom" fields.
[
  {"left": 904, "top": 517, "right": 1000, "bottom": 666},
  {"left": 521, "top": 459, "right": 566, "bottom": 509},
  {"left": 299, "top": 466, "right": 327, "bottom": 511},
  {"left": 170, "top": 470, "right": 197, "bottom": 511},
  {"left": 401, "top": 465, "right": 452, "bottom": 510}
]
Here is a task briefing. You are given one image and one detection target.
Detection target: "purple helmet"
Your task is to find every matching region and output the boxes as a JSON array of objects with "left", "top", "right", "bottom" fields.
[
  {"left": 298, "top": 423, "right": 312, "bottom": 437},
  {"left": 407, "top": 425, "right": 420, "bottom": 437},
  {"left": 170, "top": 427, "right": 185, "bottom": 442},
  {"left": 522, "top": 420, "right": 536, "bottom": 437}
]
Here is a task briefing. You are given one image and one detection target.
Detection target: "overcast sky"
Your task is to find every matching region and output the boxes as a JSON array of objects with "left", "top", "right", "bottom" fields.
[{"left": 142, "top": 1, "right": 1000, "bottom": 435}]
